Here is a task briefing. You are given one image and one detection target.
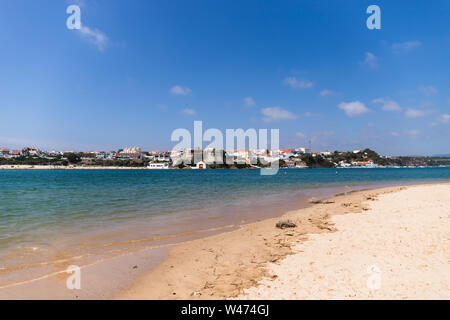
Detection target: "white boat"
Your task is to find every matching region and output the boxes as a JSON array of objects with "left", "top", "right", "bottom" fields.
[{"left": 147, "top": 162, "right": 170, "bottom": 169}]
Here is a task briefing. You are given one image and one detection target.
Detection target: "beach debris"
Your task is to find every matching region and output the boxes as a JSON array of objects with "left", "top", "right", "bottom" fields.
[
  {"left": 309, "top": 198, "right": 334, "bottom": 204},
  {"left": 309, "top": 197, "right": 322, "bottom": 204},
  {"left": 191, "top": 291, "right": 202, "bottom": 296},
  {"left": 317, "top": 223, "right": 334, "bottom": 231},
  {"left": 276, "top": 220, "right": 297, "bottom": 229},
  {"left": 342, "top": 203, "right": 352, "bottom": 207},
  {"left": 132, "top": 265, "right": 138, "bottom": 269}
]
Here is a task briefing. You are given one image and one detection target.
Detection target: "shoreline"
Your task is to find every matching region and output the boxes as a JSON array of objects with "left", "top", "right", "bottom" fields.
[
  {"left": 0, "top": 180, "right": 332, "bottom": 299},
  {"left": 116, "top": 182, "right": 450, "bottom": 299},
  {"left": 1, "top": 165, "right": 449, "bottom": 170},
  {"left": 0, "top": 181, "right": 344, "bottom": 299},
  {"left": 0, "top": 181, "right": 448, "bottom": 299},
  {"left": 0, "top": 165, "right": 148, "bottom": 170}
]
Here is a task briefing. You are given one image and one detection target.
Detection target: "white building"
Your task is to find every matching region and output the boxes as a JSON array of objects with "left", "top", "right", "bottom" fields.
[
  {"left": 351, "top": 160, "right": 378, "bottom": 168},
  {"left": 122, "top": 147, "right": 142, "bottom": 154},
  {"left": 0, "top": 148, "right": 10, "bottom": 157},
  {"left": 155, "top": 154, "right": 170, "bottom": 162},
  {"left": 338, "top": 161, "right": 351, "bottom": 167},
  {"left": 295, "top": 147, "right": 311, "bottom": 154},
  {"left": 193, "top": 161, "right": 208, "bottom": 169},
  {"left": 320, "top": 150, "right": 333, "bottom": 156}
]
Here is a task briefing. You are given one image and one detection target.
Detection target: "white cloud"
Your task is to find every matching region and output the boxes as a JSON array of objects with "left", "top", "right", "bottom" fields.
[
  {"left": 338, "top": 101, "right": 370, "bottom": 117},
  {"left": 170, "top": 85, "right": 192, "bottom": 96},
  {"left": 439, "top": 114, "right": 450, "bottom": 124},
  {"left": 283, "top": 77, "right": 314, "bottom": 89},
  {"left": 372, "top": 98, "right": 402, "bottom": 112},
  {"left": 181, "top": 108, "right": 196, "bottom": 115},
  {"left": 390, "top": 131, "right": 401, "bottom": 137},
  {"left": 419, "top": 85, "right": 438, "bottom": 96},
  {"left": 405, "top": 108, "right": 425, "bottom": 118},
  {"left": 304, "top": 112, "right": 312, "bottom": 117},
  {"left": 319, "top": 89, "right": 333, "bottom": 96},
  {"left": 244, "top": 97, "right": 255, "bottom": 107},
  {"left": 391, "top": 40, "right": 422, "bottom": 52},
  {"left": 362, "top": 52, "right": 377, "bottom": 68},
  {"left": 404, "top": 129, "right": 421, "bottom": 138},
  {"left": 296, "top": 132, "right": 307, "bottom": 139},
  {"left": 79, "top": 26, "right": 108, "bottom": 51},
  {"left": 261, "top": 106, "right": 298, "bottom": 122}
]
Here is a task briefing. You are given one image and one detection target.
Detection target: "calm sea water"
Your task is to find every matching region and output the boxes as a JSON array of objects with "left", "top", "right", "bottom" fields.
[
  {"left": 1, "top": 168, "right": 450, "bottom": 248},
  {"left": 0, "top": 167, "right": 449, "bottom": 287}
]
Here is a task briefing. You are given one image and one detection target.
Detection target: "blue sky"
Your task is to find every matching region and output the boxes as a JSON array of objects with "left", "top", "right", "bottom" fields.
[{"left": 0, "top": 0, "right": 449, "bottom": 155}]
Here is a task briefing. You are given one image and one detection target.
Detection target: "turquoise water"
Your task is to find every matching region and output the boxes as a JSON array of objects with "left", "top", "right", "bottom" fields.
[
  {"left": 1, "top": 168, "right": 450, "bottom": 250},
  {"left": 0, "top": 167, "right": 449, "bottom": 284}
]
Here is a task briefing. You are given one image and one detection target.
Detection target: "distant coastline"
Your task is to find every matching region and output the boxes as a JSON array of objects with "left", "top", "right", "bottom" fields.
[
  {"left": 0, "top": 165, "right": 148, "bottom": 170},
  {"left": 1, "top": 147, "right": 450, "bottom": 170},
  {"left": 1, "top": 164, "right": 450, "bottom": 170}
]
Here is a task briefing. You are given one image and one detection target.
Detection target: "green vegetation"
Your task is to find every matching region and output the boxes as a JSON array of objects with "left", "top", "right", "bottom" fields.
[
  {"left": 386, "top": 156, "right": 450, "bottom": 167},
  {"left": 299, "top": 149, "right": 450, "bottom": 168},
  {"left": 300, "top": 154, "right": 334, "bottom": 168},
  {"left": 64, "top": 153, "right": 82, "bottom": 164},
  {"left": 0, "top": 155, "right": 150, "bottom": 167},
  {"left": 0, "top": 156, "right": 68, "bottom": 166}
]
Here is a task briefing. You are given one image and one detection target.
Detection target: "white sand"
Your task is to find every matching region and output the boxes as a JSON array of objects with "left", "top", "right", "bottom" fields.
[{"left": 239, "top": 184, "right": 450, "bottom": 299}]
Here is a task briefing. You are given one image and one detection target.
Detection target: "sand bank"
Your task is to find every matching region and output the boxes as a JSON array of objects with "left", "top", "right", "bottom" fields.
[
  {"left": 0, "top": 165, "right": 147, "bottom": 170},
  {"left": 118, "top": 184, "right": 449, "bottom": 300}
]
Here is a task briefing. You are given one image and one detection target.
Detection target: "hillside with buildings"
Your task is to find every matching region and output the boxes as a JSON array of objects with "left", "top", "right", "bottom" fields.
[{"left": 1, "top": 146, "right": 449, "bottom": 169}]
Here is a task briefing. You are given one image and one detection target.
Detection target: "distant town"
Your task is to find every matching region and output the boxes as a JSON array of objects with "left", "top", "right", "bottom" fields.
[{"left": 1, "top": 146, "right": 450, "bottom": 169}]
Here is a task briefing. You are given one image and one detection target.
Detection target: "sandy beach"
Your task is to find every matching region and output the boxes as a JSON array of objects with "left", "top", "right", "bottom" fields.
[
  {"left": 0, "top": 182, "right": 448, "bottom": 299},
  {"left": 118, "top": 183, "right": 450, "bottom": 300}
]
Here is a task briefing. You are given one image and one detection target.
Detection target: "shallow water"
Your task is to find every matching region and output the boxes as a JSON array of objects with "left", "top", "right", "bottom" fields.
[{"left": 0, "top": 167, "right": 449, "bottom": 292}]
